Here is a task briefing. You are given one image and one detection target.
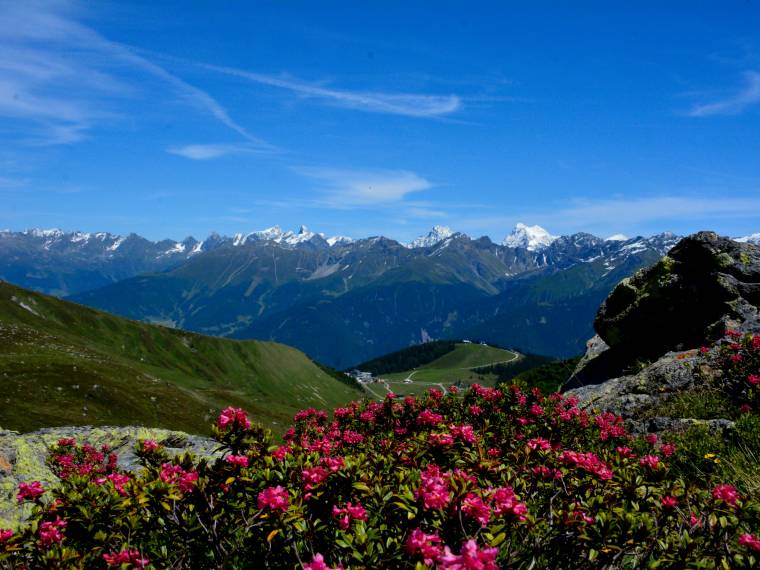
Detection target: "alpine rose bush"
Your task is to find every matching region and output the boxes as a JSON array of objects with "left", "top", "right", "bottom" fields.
[{"left": 1, "top": 383, "right": 758, "bottom": 568}]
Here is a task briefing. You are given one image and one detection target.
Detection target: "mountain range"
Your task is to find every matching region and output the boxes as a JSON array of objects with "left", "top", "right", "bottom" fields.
[{"left": 2, "top": 224, "right": 756, "bottom": 368}]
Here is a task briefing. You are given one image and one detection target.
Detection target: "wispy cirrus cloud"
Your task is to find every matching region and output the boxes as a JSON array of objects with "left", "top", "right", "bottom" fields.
[
  {"left": 167, "top": 142, "right": 275, "bottom": 160},
  {"left": 201, "top": 63, "right": 461, "bottom": 118},
  {"left": 687, "top": 71, "right": 760, "bottom": 117},
  {"left": 0, "top": 1, "right": 258, "bottom": 144},
  {"left": 297, "top": 167, "right": 433, "bottom": 207}
]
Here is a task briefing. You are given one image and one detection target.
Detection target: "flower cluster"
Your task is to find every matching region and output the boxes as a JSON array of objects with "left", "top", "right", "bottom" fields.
[
  {"left": 1, "top": 385, "right": 758, "bottom": 569},
  {"left": 103, "top": 548, "right": 150, "bottom": 568},
  {"left": 700, "top": 330, "right": 760, "bottom": 412}
]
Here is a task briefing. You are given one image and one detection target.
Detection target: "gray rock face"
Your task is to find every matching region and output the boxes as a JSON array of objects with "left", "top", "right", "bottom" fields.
[
  {"left": 566, "top": 232, "right": 760, "bottom": 392},
  {"left": 565, "top": 350, "right": 703, "bottom": 416},
  {"left": 595, "top": 231, "right": 760, "bottom": 356},
  {"left": 564, "top": 232, "right": 760, "bottom": 422},
  {"left": 0, "top": 425, "right": 218, "bottom": 529}
]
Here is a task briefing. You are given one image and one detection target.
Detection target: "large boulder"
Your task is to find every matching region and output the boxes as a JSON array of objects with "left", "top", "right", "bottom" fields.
[
  {"left": 595, "top": 231, "right": 760, "bottom": 354},
  {"left": 0, "top": 425, "right": 218, "bottom": 529},
  {"left": 565, "top": 232, "right": 760, "bottom": 391}
]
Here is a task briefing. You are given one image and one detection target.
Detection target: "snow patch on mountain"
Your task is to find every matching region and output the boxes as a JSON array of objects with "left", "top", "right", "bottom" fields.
[
  {"left": 605, "top": 234, "right": 628, "bottom": 241},
  {"left": 107, "top": 237, "right": 126, "bottom": 251},
  {"left": 503, "top": 223, "right": 557, "bottom": 251},
  {"left": 408, "top": 225, "right": 455, "bottom": 248}
]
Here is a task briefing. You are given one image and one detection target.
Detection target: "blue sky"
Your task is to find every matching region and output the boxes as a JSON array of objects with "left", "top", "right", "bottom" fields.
[{"left": 1, "top": 1, "right": 760, "bottom": 243}]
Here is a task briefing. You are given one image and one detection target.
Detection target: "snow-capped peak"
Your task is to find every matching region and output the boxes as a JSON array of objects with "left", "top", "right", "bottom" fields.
[
  {"left": 25, "top": 228, "right": 65, "bottom": 239},
  {"left": 503, "top": 223, "right": 557, "bottom": 251},
  {"left": 735, "top": 233, "right": 760, "bottom": 245},
  {"left": 408, "top": 225, "right": 455, "bottom": 248},
  {"left": 254, "top": 226, "right": 284, "bottom": 241},
  {"left": 605, "top": 234, "right": 628, "bottom": 242},
  {"left": 327, "top": 235, "right": 353, "bottom": 247}
]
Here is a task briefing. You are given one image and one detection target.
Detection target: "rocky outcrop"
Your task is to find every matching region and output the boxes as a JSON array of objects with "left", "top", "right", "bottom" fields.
[
  {"left": 0, "top": 425, "right": 218, "bottom": 529},
  {"left": 564, "top": 232, "right": 760, "bottom": 422},
  {"left": 595, "top": 231, "right": 760, "bottom": 355}
]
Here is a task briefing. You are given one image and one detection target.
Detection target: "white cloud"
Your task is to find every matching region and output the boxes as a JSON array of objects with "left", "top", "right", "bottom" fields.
[
  {"left": 687, "top": 71, "right": 760, "bottom": 117},
  {"left": 167, "top": 142, "right": 274, "bottom": 160},
  {"left": 202, "top": 63, "right": 461, "bottom": 118},
  {"left": 298, "top": 167, "right": 433, "bottom": 206},
  {"left": 0, "top": 1, "right": 258, "bottom": 144}
]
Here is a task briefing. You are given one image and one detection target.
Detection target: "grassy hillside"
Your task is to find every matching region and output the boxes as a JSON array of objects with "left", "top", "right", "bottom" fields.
[
  {"left": 374, "top": 343, "right": 519, "bottom": 396},
  {"left": 0, "top": 281, "right": 362, "bottom": 435}
]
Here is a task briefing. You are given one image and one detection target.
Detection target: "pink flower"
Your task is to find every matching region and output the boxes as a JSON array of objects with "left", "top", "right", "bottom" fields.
[
  {"left": 303, "top": 553, "right": 342, "bottom": 570},
  {"left": 342, "top": 430, "right": 364, "bottom": 445},
  {"left": 639, "top": 455, "right": 662, "bottom": 471},
  {"left": 739, "top": 534, "right": 760, "bottom": 552},
  {"left": 712, "top": 484, "right": 739, "bottom": 506},
  {"left": 527, "top": 437, "right": 551, "bottom": 451},
  {"left": 271, "top": 444, "right": 292, "bottom": 461},
  {"left": 429, "top": 432, "right": 455, "bottom": 446},
  {"left": 417, "top": 409, "right": 445, "bottom": 426},
  {"left": 461, "top": 493, "right": 491, "bottom": 526},
  {"left": 103, "top": 548, "right": 150, "bottom": 568},
  {"left": 660, "top": 443, "right": 676, "bottom": 457},
  {"left": 141, "top": 439, "right": 160, "bottom": 451},
  {"left": 302, "top": 466, "right": 329, "bottom": 491},
  {"left": 332, "top": 501, "right": 367, "bottom": 530},
  {"left": 225, "top": 455, "right": 249, "bottom": 468},
  {"left": 57, "top": 438, "right": 76, "bottom": 447},
  {"left": 159, "top": 463, "right": 198, "bottom": 493},
  {"left": 740, "top": 404, "right": 753, "bottom": 414},
  {"left": 416, "top": 464, "right": 451, "bottom": 510},
  {"left": 107, "top": 473, "right": 131, "bottom": 496},
  {"left": 529, "top": 404, "right": 544, "bottom": 416},
  {"left": 661, "top": 495, "right": 677, "bottom": 509},
  {"left": 567, "top": 509, "right": 595, "bottom": 525},
  {"left": 321, "top": 456, "right": 345, "bottom": 472},
  {"left": 217, "top": 407, "right": 251, "bottom": 431},
  {"left": 748, "top": 374, "right": 760, "bottom": 385},
  {"left": 405, "top": 528, "right": 443, "bottom": 565},
  {"left": 689, "top": 512, "right": 703, "bottom": 527},
  {"left": 559, "top": 450, "right": 613, "bottom": 480},
  {"left": 38, "top": 517, "right": 66, "bottom": 547},
  {"left": 699, "top": 346, "right": 710, "bottom": 354},
  {"left": 645, "top": 434, "right": 658, "bottom": 446},
  {"left": 16, "top": 481, "right": 45, "bottom": 502},
  {"left": 490, "top": 486, "right": 527, "bottom": 520},
  {"left": 439, "top": 539, "right": 499, "bottom": 570},
  {"left": 615, "top": 446, "right": 635, "bottom": 458},
  {"left": 0, "top": 529, "right": 12, "bottom": 542},
  {"left": 257, "top": 486, "right": 289, "bottom": 512},
  {"left": 450, "top": 424, "right": 477, "bottom": 443},
  {"left": 468, "top": 405, "right": 483, "bottom": 416}
]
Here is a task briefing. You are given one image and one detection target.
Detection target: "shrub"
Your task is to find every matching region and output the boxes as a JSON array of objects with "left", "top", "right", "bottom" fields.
[{"left": 1, "top": 386, "right": 758, "bottom": 568}]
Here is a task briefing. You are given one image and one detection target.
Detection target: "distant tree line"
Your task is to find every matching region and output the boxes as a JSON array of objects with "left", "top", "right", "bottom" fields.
[
  {"left": 351, "top": 340, "right": 459, "bottom": 375},
  {"left": 475, "top": 356, "right": 581, "bottom": 393}
]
